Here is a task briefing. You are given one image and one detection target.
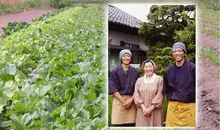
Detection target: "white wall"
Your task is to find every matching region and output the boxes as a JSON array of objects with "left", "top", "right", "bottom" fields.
[
  {"left": 139, "top": 37, "right": 148, "bottom": 51},
  {"left": 109, "top": 30, "right": 147, "bottom": 51}
]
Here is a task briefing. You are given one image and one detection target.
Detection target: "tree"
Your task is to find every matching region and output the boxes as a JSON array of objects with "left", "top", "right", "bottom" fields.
[
  {"left": 139, "top": 5, "right": 195, "bottom": 47},
  {"left": 138, "top": 5, "right": 196, "bottom": 76},
  {"left": 173, "top": 20, "right": 195, "bottom": 63}
]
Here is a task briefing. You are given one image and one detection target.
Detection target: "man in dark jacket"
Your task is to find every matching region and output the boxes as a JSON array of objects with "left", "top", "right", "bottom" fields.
[
  {"left": 109, "top": 49, "right": 140, "bottom": 126},
  {"left": 163, "top": 42, "right": 196, "bottom": 127}
]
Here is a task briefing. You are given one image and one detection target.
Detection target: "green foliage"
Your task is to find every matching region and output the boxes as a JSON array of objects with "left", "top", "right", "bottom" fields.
[
  {"left": 200, "top": 26, "right": 220, "bottom": 38},
  {"left": 0, "top": 5, "right": 106, "bottom": 129},
  {"left": 199, "top": 0, "right": 220, "bottom": 11},
  {"left": 174, "top": 21, "right": 195, "bottom": 45},
  {"left": 147, "top": 46, "right": 174, "bottom": 76},
  {"left": 139, "top": 5, "right": 195, "bottom": 76},
  {"left": 108, "top": 95, "right": 112, "bottom": 126},
  {"left": 199, "top": 0, "right": 220, "bottom": 25},
  {"left": 200, "top": 47, "right": 220, "bottom": 66},
  {"left": 139, "top": 5, "right": 195, "bottom": 47},
  {"left": 33, "top": 9, "right": 63, "bottom": 22},
  {"left": 163, "top": 96, "right": 168, "bottom": 124},
  {"left": 2, "top": 22, "right": 30, "bottom": 37},
  {"left": 0, "top": 0, "right": 50, "bottom": 14},
  {"left": 48, "top": 0, "right": 73, "bottom": 8},
  {"left": 2, "top": 9, "right": 65, "bottom": 38},
  {"left": 173, "top": 20, "right": 195, "bottom": 63},
  {"left": 0, "top": 0, "right": 74, "bottom": 14}
]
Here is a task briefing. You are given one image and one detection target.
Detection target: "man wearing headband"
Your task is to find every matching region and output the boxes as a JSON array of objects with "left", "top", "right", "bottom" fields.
[
  {"left": 162, "top": 42, "right": 196, "bottom": 127},
  {"left": 109, "top": 49, "right": 140, "bottom": 126}
]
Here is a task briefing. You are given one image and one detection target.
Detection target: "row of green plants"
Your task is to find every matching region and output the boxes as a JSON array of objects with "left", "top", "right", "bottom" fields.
[
  {"left": 200, "top": 26, "right": 220, "bottom": 39},
  {"left": 0, "top": 5, "right": 106, "bottom": 129},
  {"left": 200, "top": 45, "right": 220, "bottom": 66},
  {"left": 0, "top": 0, "right": 73, "bottom": 14},
  {"left": 1, "top": 7, "right": 68, "bottom": 38},
  {"left": 198, "top": 0, "right": 220, "bottom": 66}
]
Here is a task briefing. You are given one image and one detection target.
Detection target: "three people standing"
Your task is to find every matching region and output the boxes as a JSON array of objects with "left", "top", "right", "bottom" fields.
[{"left": 109, "top": 42, "right": 196, "bottom": 127}]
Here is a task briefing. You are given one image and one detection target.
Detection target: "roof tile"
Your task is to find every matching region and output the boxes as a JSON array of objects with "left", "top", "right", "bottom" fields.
[{"left": 108, "top": 5, "right": 142, "bottom": 29}]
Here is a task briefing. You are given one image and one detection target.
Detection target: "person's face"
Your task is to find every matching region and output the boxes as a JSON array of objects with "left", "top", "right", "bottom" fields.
[
  {"left": 172, "top": 49, "right": 185, "bottom": 62},
  {"left": 121, "top": 53, "right": 131, "bottom": 65},
  {"left": 143, "top": 62, "right": 154, "bottom": 76}
]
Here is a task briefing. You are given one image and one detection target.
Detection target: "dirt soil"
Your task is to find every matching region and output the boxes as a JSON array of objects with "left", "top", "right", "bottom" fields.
[
  {"left": 200, "top": 23, "right": 220, "bottom": 31},
  {"left": 197, "top": 22, "right": 220, "bottom": 130},
  {"left": 0, "top": 7, "right": 56, "bottom": 36},
  {"left": 198, "top": 34, "right": 219, "bottom": 52},
  {"left": 197, "top": 58, "right": 220, "bottom": 130}
]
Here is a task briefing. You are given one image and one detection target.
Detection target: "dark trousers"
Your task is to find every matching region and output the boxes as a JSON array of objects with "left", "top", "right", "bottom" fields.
[{"left": 113, "top": 123, "right": 136, "bottom": 127}]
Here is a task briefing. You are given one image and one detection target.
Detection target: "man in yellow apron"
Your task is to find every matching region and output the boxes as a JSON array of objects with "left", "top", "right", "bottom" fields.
[{"left": 162, "top": 42, "right": 196, "bottom": 127}]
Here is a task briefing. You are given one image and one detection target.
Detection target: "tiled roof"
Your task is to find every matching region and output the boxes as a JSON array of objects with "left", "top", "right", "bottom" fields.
[{"left": 108, "top": 5, "right": 142, "bottom": 29}]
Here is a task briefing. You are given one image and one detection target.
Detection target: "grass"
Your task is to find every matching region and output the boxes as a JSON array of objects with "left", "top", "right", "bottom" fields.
[
  {"left": 0, "top": 0, "right": 49, "bottom": 14},
  {"left": 108, "top": 95, "right": 112, "bottom": 126},
  {"left": 0, "top": 0, "right": 73, "bottom": 14},
  {"left": 200, "top": 46, "right": 220, "bottom": 66},
  {"left": 200, "top": 26, "right": 220, "bottom": 38},
  {"left": 198, "top": 1, "right": 220, "bottom": 25},
  {"left": 199, "top": 9, "right": 220, "bottom": 23},
  {"left": 200, "top": 18, "right": 220, "bottom": 26},
  {"left": 198, "top": 1, "right": 220, "bottom": 66}
]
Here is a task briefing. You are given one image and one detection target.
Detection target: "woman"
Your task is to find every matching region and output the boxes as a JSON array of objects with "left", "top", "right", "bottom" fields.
[
  {"left": 134, "top": 59, "right": 164, "bottom": 126},
  {"left": 109, "top": 49, "right": 140, "bottom": 126}
]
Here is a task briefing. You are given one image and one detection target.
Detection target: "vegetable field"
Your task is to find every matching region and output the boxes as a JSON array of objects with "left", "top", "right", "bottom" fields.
[{"left": 0, "top": 5, "right": 106, "bottom": 129}]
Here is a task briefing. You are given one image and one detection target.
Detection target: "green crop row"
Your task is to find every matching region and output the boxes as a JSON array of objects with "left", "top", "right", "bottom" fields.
[
  {"left": 0, "top": 5, "right": 106, "bottom": 129},
  {"left": 200, "top": 47, "right": 220, "bottom": 66},
  {"left": 0, "top": 0, "right": 74, "bottom": 14},
  {"left": 200, "top": 26, "right": 220, "bottom": 39}
]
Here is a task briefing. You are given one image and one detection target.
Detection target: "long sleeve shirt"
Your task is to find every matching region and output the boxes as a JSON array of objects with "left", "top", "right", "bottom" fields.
[
  {"left": 109, "top": 65, "right": 140, "bottom": 95},
  {"left": 162, "top": 60, "right": 196, "bottom": 103}
]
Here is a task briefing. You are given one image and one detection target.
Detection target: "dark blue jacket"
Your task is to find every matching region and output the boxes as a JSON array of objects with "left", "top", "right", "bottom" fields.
[
  {"left": 109, "top": 65, "right": 140, "bottom": 95},
  {"left": 162, "top": 60, "right": 195, "bottom": 103}
]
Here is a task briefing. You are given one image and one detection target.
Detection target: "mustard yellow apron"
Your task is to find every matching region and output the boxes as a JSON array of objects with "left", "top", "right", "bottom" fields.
[
  {"left": 166, "top": 101, "right": 196, "bottom": 127},
  {"left": 111, "top": 95, "right": 136, "bottom": 125}
]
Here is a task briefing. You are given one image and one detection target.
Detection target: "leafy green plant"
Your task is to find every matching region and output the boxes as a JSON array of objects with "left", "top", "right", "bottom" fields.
[
  {"left": 2, "top": 22, "right": 30, "bottom": 37},
  {"left": 139, "top": 5, "right": 195, "bottom": 47},
  {"left": 147, "top": 46, "right": 174, "bottom": 76},
  {"left": 2, "top": 9, "right": 66, "bottom": 38},
  {"left": 0, "top": 5, "right": 106, "bottom": 129},
  {"left": 174, "top": 20, "right": 195, "bottom": 63}
]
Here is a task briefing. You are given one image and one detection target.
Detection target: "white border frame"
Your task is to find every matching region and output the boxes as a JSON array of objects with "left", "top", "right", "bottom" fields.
[{"left": 106, "top": 1, "right": 198, "bottom": 129}]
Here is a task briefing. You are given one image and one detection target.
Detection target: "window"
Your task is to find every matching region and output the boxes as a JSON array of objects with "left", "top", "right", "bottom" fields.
[
  {"left": 120, "top": 41, "right": 139, "bottom": 50},
  {"left": 132, "top": 51, "right": 139, "bottom": 64}
]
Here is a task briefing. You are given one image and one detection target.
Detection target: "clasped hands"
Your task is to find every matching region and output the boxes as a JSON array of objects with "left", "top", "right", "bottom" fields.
[
  {"left": 121, "top": 97, "right": 133, "bottom": 109},
  {"left": 141, "top": 104, "right": 155, "bottom": 116}
]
